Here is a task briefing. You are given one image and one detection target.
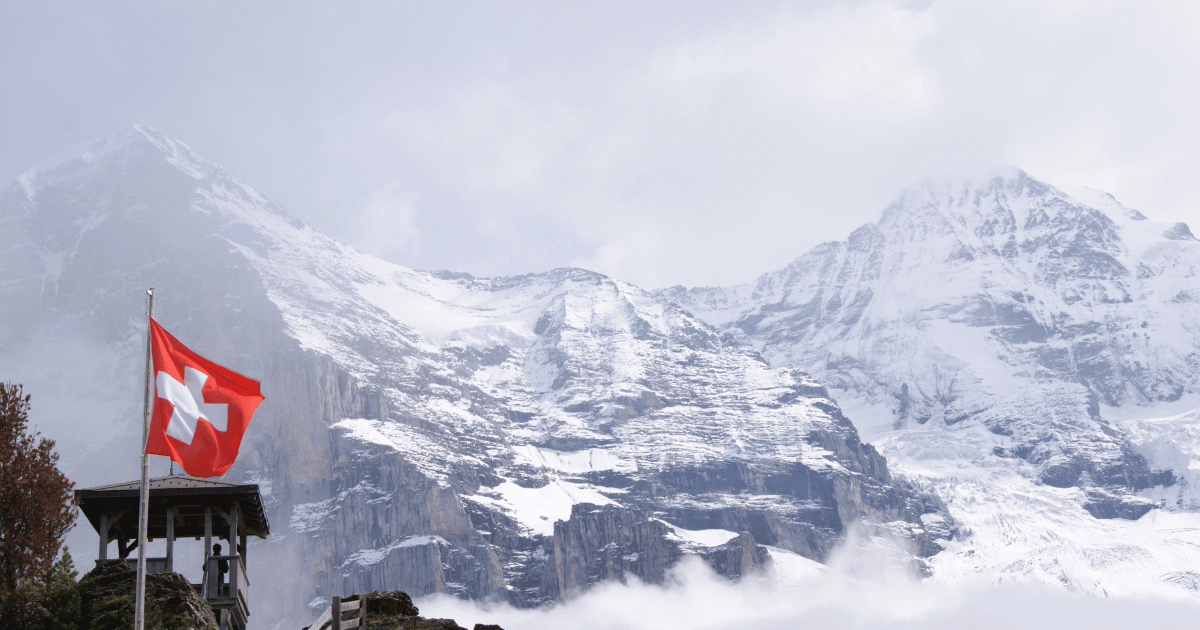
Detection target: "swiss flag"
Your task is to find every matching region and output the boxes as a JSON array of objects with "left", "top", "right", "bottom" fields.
[{"left": 145, "top": 318, "right": 264, "bottom": 477}]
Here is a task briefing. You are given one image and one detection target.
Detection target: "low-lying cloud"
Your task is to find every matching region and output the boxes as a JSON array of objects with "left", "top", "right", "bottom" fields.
[{"left": 417, "top": 551, "right": 1200, "bottom": 630}]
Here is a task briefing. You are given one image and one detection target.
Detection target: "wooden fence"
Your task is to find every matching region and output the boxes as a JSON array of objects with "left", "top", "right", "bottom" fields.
[{"left": 309, "top": 594, "right": 367, "bottom": 630}]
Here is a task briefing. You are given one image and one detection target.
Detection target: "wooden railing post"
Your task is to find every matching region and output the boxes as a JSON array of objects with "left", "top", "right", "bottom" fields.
[
  {"left": 228, "top": 504, "right": 237, "bottom": 560},
  {"left": 98, "top": 513, "right": 109, "bottom": 560},
  {"left": 328, "top": 594, "right": 368, "bottom": 630},
  {"left": 203, "top": 508, "right": 212, "bottom": 598},
  {"left": 165, "top": 507, "right": 175, "bottom": 572}
]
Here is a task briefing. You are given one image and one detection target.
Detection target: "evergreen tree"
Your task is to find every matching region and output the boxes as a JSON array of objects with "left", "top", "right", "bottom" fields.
[
  {"left": 22, "top": 548, "right": 81, "bottom": 630},
  {"left": 0, "top": 383, "right": 77, "bottom": 629}
]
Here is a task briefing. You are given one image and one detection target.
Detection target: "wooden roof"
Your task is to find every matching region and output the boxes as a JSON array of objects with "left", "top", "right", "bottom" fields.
[{"left": 75, "top": 475, "right": 270, "bottom": 541}]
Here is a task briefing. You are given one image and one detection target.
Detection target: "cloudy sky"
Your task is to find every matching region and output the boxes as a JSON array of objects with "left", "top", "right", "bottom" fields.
[{"left": 3, "top": 0, "right": 1198, "bottom": 288}]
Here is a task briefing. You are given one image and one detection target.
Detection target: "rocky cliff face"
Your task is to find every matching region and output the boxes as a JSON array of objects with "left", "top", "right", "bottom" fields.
[
  {"left": 540, "top": 504, "right": 773, "bottom": 600},
  {"left": 0, "top": 127, "right": 947, "bottom": 628}
]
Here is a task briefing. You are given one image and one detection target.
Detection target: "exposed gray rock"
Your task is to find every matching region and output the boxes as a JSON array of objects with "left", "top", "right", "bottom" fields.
[
  {"left": 1163, "top": 222, "right": 1197, "bottom": 241},
  {"left": 542, "top": 504, "right": 683, "bottom": 599},
  {"left": 695, "top": 532, "right": 773, "bottom": 579}
]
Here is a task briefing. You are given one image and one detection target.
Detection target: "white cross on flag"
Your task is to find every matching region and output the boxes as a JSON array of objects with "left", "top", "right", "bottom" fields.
[{"left": 145, "top": 318, "right": 263, "bottom": 477}]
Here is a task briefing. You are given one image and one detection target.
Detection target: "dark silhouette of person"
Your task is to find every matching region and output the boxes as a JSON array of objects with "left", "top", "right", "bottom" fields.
[{"left": 211, "top": 543, "right": 229, "bottom": 595}]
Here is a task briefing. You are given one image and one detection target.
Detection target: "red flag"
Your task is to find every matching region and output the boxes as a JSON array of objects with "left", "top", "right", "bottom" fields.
[{"left": 145, "top": 318, "right": 263, "bottom": 477}]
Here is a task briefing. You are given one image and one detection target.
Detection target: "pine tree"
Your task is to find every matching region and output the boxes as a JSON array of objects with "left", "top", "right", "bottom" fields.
[
  {"left": 0, "top": 383, "right": 77, "bottom": 629},
  {"left": 21, "top": 548, "right": 81, "bottom": 630}
]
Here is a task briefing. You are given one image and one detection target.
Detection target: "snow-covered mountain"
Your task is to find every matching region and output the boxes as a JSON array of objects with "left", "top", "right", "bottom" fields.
[
  {"left": 0, "top": 127, "right": 947, "bottom": 628},
  {"left": 8, "top": 128, "right": 1200, "bottom": 622},
  {"left": 667, "top": 169, "right": 1200, "bottom": 596}
]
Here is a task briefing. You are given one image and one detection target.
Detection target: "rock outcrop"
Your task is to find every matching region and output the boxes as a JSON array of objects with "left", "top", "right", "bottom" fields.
[
  {"left": 542, "top": 504, "right": 683, "bottom": 599},
  {"left": 79, "top": 561, "right": 218, "bottom": 630}
]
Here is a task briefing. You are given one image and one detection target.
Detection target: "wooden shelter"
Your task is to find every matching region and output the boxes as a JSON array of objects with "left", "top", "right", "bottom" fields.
[{"left": 75, "top": 475, "right": 270, "bottom": 630}]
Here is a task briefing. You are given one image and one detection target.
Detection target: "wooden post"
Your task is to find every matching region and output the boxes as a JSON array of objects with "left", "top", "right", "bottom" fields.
[
  {"left": 98, "top": 513, "right": 108, "bottom": 560},
  {"left": 331, "top": 596, "right": 342, "bottom": 630},
  {"left": 359, "top": 596, "right": 367, "bottom": 629},
  {"left": 239, "top": 533, "right": 247, "bottom": 569},
  {"left": 165, "top": 507, "right": 175, "bottom": 572},
  {"left": 204, "top": 508, "right": 212, "bottom": 597},
  {"left": 228, "top": 503, "right": 238, "bottom": 601},
  {"left": 228, "top": 504, "right": 238, "bottom": 555}
]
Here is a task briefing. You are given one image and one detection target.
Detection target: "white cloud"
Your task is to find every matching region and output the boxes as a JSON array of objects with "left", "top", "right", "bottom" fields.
[
  {"left": 628, "top": 3, "right": 938, "bottom": 122},
  {"left": 570, "top": 230, "right": 664, "bottom": 288},
  {"left": 406, "top": 82, "right": 582, "bottom": 192},
  {"left": 415, "top": 550, "right": 1200, "bottom": 630},
  {"left": 357, "top": 182, "right": 420, "bottom": 257},
  {"left": 4, "top": 0, "right": 1200, "bottom": 287}
]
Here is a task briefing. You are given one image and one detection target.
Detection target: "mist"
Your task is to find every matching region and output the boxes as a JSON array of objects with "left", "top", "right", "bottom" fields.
[
  {"left": 5, "top": 1, "right": 1200, "bottom": 288},
  {"left": 417, "top": 554, "right": 1200, "bottom": 630}
]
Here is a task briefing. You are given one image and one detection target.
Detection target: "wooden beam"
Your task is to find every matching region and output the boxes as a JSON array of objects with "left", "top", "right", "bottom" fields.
[{"left": 215, "top": 507, "right": 232, "bottom": 528}]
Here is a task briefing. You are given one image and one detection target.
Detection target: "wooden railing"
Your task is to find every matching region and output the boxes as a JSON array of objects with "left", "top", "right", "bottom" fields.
[
  {"left": 202, "top": 555, "right": 249, "bottom": 617},
  {"left": 198, "top": 554, "right": 250, "bottom": 629},
  {"left": 233, "top": 555, "right": 249, "bottom": 613},
  {"left": 309, "top": 594, "right": 366, "bottom": 630}
]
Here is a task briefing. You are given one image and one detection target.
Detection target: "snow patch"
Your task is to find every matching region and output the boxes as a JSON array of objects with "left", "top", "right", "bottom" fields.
[
  {"left": 662, "top": 522, "right": 739, "bottom": 547},
  {"left": 342, "top": 535, "right": 450, "bottom": 568},
  {"left": 463, "top": 479, "right": 617, "bottom": 537},
  {"left": 764, "top": 545, "right": 826, "bottom": 587},
  {"left": 1124, "top": 406, "right": 1200, "bottom": 508},
  {"left": 290, "top": 498, "right": 336, "bottom": 533},
  {"left": 512, "top": 444, "right": 635, "bottom": 473}
]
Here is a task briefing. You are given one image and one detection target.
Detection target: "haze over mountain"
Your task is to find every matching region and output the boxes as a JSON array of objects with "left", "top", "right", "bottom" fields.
[{"left": 2, "top": 127, "right": 1199, "bottom": 629}]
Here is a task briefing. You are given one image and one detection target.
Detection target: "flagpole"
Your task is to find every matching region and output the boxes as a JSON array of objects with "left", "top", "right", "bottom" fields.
[{"left": 135, "top": 288, "right": 154, "bottom": 630}]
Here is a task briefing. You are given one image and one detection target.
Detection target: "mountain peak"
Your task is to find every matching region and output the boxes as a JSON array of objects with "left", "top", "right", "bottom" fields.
[
  {"left": 8, "top": 124, "right": 304, "bottom": 237},
  {"left": 900, "top": 166, "right": 1059, "bottom": 206},
  {"left": 14, "top": 125, "right": 225, "bottom": 200}
]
